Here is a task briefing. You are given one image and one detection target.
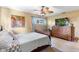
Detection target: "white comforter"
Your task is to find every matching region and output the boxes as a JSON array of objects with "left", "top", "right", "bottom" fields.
[
  {"left": 16, "top": 32, "right": 49, "bottom": 44},
  {"left": 15, "top": 32, "right": 50, "bottom": 52},
  {"left": 0, "top": 31, "right": 50, "bottom": 52}
]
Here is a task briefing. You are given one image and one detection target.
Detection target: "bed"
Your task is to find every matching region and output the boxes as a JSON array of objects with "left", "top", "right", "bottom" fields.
[
  {"left": 15, "top": 32, "right": 50, "bottom": 52},
  {"left": 0, "top": 31, "right": 50, "bottom": 52}
]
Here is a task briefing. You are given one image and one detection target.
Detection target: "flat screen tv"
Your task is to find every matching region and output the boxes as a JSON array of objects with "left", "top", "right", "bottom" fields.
[{"left": 55, "top": 17, "right": 70, "bottom": 26}]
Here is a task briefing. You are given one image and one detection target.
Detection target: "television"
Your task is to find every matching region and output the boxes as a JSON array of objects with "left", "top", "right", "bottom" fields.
[{"left": 55, "top": 17, "right": 70, "bottom": 26}]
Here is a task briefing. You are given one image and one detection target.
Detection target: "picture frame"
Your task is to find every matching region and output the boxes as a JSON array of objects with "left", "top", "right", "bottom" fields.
[{"left": 11, "top": 15, "right": 25, "bottom": 27}]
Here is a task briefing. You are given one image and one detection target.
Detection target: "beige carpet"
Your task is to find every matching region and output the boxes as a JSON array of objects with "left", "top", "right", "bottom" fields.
[{"left": 40, "top": 46, "right": 61, "bottom": 52}]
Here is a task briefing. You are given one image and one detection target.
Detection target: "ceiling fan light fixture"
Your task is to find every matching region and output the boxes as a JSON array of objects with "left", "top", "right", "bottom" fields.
[{"left": 41, "top": 6, "right": 54, "bottom": 15}]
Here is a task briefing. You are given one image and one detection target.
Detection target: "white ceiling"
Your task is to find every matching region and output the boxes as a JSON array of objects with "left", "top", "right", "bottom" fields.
[{"left": 7, "top": 6, "right": 79, "bottom": 16}]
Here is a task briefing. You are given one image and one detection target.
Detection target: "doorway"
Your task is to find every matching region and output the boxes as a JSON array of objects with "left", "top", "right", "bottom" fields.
[{"left": 32, "top": 16, "right": 47, "bottom": 32}]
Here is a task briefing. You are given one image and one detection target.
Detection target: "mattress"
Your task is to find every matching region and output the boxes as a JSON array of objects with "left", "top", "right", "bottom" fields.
[{"left": 15, "top": 32, "right": 50, "bottom": 52}]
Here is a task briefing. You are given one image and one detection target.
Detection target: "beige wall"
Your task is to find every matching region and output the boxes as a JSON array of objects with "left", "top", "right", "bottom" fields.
[
  {"left": 47, "top": 10, "right": 79, "bottom": 37},
  {"left": 0, "top": 7, "right": 1, "bottom": 25},
  {"left": 0, "top": 7, "right": 39, "bottom": 33}
]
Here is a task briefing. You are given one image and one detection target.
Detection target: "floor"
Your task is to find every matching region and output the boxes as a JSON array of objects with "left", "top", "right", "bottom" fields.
[{"left": 41, "top": 46, "right": 61, "bottom": 52}]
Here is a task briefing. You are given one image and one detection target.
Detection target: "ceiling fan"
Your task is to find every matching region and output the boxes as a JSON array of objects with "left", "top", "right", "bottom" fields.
[{"left": 34, "top": 6, "right": 54, "bottom": 15}]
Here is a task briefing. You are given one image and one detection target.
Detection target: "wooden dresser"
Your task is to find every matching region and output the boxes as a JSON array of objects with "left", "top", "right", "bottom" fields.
[{"left": 51, "top": 25, "right": 75, "bottom": 41}]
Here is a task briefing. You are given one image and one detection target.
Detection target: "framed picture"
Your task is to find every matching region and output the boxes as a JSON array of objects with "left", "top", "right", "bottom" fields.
[
  {"left": 55, "top": 17, "right": 69, "bottom": 26},
  {"left": 11, "top": 15, "right": 25, "bottom": 27}
]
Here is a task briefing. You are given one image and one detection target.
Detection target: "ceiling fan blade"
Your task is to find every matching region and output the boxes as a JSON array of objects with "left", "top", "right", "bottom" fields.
[{"left": 33, "top": 6, "right": 54, "bottom": 16}]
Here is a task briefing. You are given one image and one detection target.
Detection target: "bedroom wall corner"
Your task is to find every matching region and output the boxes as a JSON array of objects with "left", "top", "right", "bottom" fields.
[{"left": 0, "top": 7, "right": 1, "bottom": 25}]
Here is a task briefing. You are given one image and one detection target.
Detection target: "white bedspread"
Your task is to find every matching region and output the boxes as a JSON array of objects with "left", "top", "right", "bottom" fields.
[
  {"left": 16, "top": 32, "right": 49, "bottom": 44},
  {"left": 0, "top": 31, "right": 50, "bottom": 52},
  {"left": 15, "top": 32, "right": 50, "bottom": 52}
]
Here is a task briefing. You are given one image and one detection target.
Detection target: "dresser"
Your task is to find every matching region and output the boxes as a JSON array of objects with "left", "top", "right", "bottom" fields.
[{"left": 51, "top": 25, "right": 75, "bottom": 41}]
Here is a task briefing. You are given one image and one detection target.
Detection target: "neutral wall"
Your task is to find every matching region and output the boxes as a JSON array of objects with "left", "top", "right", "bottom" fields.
[
  {"left": 47, "top": 10, "right": 79, "bottom": 37},
  {"left": 0, "top": 7, "right": 39, "bottom": 33},
  {"left": 0, "top": 7, "right": 1, "bottom": 25}
]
